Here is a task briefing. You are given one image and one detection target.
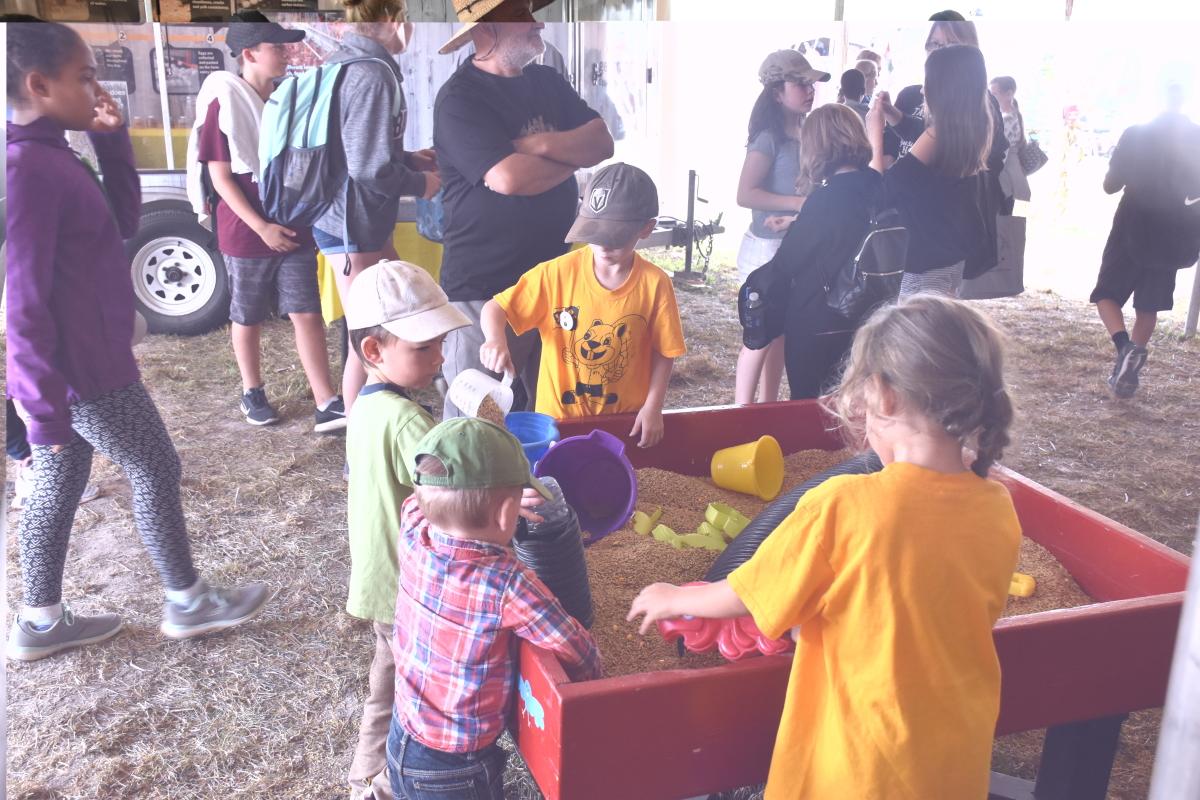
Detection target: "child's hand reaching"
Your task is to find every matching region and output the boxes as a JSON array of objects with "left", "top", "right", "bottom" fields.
[
  {"left": 627, "top": 582, "right": 683, "bottom": 635},
  {"left": 518, "top": 486, "right": 545, "bottom": 524},
  {"left": 479, "top": 338, "right": 515, "bottom": 377},
  {"left": 90, "top": 86, "right": 124, "bottom": 134},
  {"left": 629, "top": 404, "right": 664, "bottom": 448}
]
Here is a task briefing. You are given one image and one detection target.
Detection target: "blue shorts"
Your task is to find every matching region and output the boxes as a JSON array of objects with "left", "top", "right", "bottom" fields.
[{"left": 312, "top": 227, "right": 388, "bottom": 256}]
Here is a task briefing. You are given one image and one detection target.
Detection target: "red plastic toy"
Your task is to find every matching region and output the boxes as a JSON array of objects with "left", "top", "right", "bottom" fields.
[{"left": 656, "top": 583, "right": 794, "bottom": 660}]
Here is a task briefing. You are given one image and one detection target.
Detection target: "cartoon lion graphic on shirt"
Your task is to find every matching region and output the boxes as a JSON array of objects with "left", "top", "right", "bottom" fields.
[{"left": 560, "top": 314, "right": 646, "bottom": 408}]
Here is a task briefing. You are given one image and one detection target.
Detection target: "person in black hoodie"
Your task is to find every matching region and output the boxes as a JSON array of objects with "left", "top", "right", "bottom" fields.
[
  {"left": 867, "top": 44, "right": 994, "bottom": 297},
  {"left": 769, "top": 103, "right": 883, "bottom": 399}
]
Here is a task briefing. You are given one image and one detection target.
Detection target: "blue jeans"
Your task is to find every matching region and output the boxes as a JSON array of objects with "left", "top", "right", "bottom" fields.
[{"left": 387, "top": 716, "right": 507, "bottom": 800}]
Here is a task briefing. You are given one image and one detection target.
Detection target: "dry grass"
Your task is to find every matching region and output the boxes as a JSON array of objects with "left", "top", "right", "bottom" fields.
[{"left": 4, "top": 247, "right": 1196, "bottom": 798}]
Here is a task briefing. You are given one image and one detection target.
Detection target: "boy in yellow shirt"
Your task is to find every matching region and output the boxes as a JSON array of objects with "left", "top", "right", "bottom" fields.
[
  {"left": 479, "top": 163, "right": 685, "bottom": 448},
  {"left": 629, "top": 295, "right": 1022, "bottom": 799}
]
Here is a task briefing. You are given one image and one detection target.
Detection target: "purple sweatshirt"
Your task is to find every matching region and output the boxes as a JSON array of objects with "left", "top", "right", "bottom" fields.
[{"left": 6, "top": 118, "right": 142, "bottom": 446}]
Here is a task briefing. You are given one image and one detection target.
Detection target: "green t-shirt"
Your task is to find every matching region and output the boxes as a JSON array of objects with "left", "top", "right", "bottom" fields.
[{"left": 346, "top": 384, "right": 436, "bottom": 623}]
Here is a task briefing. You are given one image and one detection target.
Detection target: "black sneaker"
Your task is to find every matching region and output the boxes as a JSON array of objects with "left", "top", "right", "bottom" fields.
[
  {"left": 1108, "top": 343, "right": 1148, "bottom": 399},
  {"left": 314, "top": 395, "right": 347, "bottom": 433},
  {"left": 240, "top": 387, "right": 280, "bottom": 425}
]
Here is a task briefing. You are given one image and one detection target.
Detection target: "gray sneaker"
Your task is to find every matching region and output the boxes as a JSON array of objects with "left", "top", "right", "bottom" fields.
[
  {"left": 160, "top": 583, "right": 271, "bottom": 639},
  {"left": 1108, "top": 343, "right": 1149, "bottom": 399},
  {"left": 7, "top": 605, "right": 123, "bottom": 661}
]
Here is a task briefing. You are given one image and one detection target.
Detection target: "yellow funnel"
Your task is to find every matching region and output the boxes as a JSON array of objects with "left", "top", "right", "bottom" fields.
[{"left": 710, "top": 435, "right": 784, "bottom": 500}]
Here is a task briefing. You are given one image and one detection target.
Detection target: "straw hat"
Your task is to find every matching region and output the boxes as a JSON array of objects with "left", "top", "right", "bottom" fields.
[{"left": 438, "top": 0, "right": 555, "bottom": 55}]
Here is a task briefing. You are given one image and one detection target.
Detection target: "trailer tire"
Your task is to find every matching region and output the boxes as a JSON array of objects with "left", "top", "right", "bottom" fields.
[{"left": 127, "top": 208, "right": 229, "bottom": 336}]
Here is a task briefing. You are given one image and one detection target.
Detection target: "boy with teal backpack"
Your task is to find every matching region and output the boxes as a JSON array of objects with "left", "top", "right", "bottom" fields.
[{"left": 188, "top": 12, "right": 344, "bottom": 431}]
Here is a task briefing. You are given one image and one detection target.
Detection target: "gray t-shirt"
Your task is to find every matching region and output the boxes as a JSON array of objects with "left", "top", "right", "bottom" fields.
[{"left": 747, "top": 128, "right": 801, "bottom": 239}]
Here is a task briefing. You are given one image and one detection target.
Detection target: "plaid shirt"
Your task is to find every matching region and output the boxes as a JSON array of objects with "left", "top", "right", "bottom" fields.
[{"left": 393, "top": 495, "right": 602, "bottom": 753}]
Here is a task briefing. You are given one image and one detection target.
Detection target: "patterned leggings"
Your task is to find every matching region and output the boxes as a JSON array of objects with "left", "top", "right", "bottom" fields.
[{"left": 17, "top": 382, "right": 198, "bottom": 607}]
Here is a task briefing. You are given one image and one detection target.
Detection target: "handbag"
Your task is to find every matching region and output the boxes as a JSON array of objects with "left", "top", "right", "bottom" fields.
[
  {"left": 738, "top": 256, "right": 791, "bottom": 350},
  {"left": 1018, "top": 138, "right": 1049, "bottom": 176},
  {"left": 961, "top": 215, "right": 1026, "bottom": 299},
  {"left": 825, "top": 207, "right": 908, "bottom": 321}
]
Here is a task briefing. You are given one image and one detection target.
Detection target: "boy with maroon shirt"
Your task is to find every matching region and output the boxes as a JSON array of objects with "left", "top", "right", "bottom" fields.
[{"left": 194, "top": 13, "right": 343, "bottom": 430}]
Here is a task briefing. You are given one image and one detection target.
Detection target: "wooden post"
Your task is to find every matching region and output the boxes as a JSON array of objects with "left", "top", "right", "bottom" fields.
[
  {"left": 1184, "top": 260, "right": 1199, "bottom": 338},
  {"left": 1148, "top": 515, "right": 1200, "bottom": 797}
]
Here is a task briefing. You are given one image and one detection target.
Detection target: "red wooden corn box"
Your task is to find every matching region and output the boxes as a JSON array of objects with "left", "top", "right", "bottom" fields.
[{"left": 514, "top": 402, "right": 1189, "bottom": 799}]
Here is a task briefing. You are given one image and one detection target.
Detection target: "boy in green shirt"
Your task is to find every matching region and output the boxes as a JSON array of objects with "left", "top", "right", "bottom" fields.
[{"left": 342, "top": 260, "right": 471, "bottom": 800}]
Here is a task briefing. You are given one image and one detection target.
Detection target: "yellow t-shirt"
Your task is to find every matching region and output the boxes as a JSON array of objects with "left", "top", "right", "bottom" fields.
[
  {"left": 494, "top": 248, "right": 686, "bottom": 418},
  {"left": 728, "top": 461, "right": 1022, "bottom": 800}
]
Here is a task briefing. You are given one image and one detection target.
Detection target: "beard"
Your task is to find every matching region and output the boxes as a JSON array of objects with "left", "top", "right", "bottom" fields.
[{"left": 498, "top": 29, "right": 546, "bottom": 71}]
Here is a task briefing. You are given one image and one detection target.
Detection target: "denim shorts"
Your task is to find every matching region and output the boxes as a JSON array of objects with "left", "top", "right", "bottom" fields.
[
  {"left": 386, "top": 716, "right": 507, "bottom": 800},
  {"left": 313, "top": 226, "right": 388, "bottom": 256}
]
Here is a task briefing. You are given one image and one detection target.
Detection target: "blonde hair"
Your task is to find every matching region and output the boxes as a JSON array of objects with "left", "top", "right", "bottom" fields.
[
  {"left": 824, "top": 294, "right": 1014, "bottom": 478},
  {"left": 413, "top": 456, "right": 520, "bottom": 531},
  {"left": 342, "top": 0, "right": 406, "bottom": 22},
  {"left": 795, "top": 103, "right": 872, "bottom": 196}
]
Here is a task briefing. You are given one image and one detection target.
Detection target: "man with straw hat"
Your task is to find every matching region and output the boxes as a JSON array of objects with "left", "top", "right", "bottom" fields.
[
  {"left": 438, "top": 0, "right": 557, "bottom": 52},
  {"left": 433, "top": 6, "right": 614, "bottom": 420}
]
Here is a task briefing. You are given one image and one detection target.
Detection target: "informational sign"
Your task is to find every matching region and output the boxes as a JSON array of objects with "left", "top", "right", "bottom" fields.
[
  {"left": 155, "top": 0, "right": 233, "bottom": 22},
  {"left": 100, "top": 80, "right": 132, "bottom": 124},
  {"left": 236, "top": 0, "right": 319, "bottom": 11},
  {"left": 149, "top": 46, "right": 226, "bottom": 95},
  {"left": 36, "top": 0, "right": 141, "bottom": 22},
  {"left": 94, "top": 46, "right": 137, "bottom": 93}
]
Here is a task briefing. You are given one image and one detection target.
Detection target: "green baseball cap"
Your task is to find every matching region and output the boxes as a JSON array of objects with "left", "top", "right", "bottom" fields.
[{"left": 412, "top": 418, "right": 553, "bottom": 499}]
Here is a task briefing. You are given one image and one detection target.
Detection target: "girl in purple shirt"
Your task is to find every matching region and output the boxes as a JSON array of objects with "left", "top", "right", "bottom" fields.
[{"left": 5, "top": 22, "right": 269, "bottom": 661}]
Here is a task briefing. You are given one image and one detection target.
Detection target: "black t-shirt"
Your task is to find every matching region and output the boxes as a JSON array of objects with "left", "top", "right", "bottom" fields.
[
  {"left": 434, "top": 61, "right": 601, "bottom": 301},
  {"left": 1107, "top": 112, "right": 1200, "bottom": 270},
  {"left": 883, "top": 154, "right": 991, "bottom": 274},
  {"left": 770, "top": 167, "right": 884, "bottom": 334}
]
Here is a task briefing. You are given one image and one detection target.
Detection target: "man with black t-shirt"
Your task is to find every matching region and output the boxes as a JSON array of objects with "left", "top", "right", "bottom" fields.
[
  {"left": 1092, "top": 83, "right": 1200, "bottom": 399},
  {"left": 434, "top": 17, "right": 614, "bottom": 418}
]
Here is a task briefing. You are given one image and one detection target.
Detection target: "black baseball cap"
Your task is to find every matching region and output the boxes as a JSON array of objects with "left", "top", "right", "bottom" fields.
[
  {"left": 225, "top": 11, "right": 304, "bottom": 58},
  {"left": 566, "top": 163, "right": 659, "bottom": 249}
]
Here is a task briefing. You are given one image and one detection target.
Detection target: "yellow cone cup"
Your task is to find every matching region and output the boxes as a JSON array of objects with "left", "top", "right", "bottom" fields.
[{"left": 710, "top": 435, "right": 785, "bottom": 500}]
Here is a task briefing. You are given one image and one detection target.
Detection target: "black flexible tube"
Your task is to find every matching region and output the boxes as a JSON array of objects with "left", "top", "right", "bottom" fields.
[
  {"left": 513, "top": 478, "right": 595, "bottom": 629},
  {"left": 703, "top": 451, "right": 883, "bottom": 583}
]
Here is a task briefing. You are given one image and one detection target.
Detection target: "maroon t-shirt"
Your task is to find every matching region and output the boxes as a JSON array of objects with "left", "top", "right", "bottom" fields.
[{"left": 196, "top": 97, "right": 314, "bottom": 258}]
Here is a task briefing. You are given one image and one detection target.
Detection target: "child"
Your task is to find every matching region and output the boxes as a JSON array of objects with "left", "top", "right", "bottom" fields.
[
  {"left": 733, "top": 50, "right": 827, "bottom": 406},
  {"left": 190, "top": 13, "right": 344, "bottom": 431},
  {"left": 629, "top": 294, "right": 1022, "bottom": 799},
  {"left": 6, "top": 22, "right": 269, "bottom": 660},
  {"left": 771, "top": 103, "right": 882, "bottom": 400},
  {"left": 342, "top": 260, "right": 470, "bottom": 800},
  {"left": 389, "top": 417, "right": 601, "bottom": 799},
  {"left": 314, "top": 20, "right": 439, "bottom": 419},
  {"left": 867, "top": 44, "right": 997, "bottom": 297},
  {"left": 479, "top": 163, "right": 685, "bottom": 448}
]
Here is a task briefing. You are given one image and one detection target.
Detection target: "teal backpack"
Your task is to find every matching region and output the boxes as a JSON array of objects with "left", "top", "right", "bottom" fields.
[{"left": 258, "top": 57, "right": 401, "bottom": 236}]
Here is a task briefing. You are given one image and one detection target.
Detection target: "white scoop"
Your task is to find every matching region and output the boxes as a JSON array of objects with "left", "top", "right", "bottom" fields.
[{"left": 448, "top": 369, "right": 514, "bottom": 421}]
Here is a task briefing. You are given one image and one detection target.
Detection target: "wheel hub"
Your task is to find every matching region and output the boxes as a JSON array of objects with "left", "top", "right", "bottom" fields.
[{"left": 131, "top": 236, "right": 220, "bottom": 318}]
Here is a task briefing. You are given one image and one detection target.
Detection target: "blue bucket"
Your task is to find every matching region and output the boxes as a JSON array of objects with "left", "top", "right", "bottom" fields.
[{"left": 505, "top": 412, "right": 559, "bottom": 465}]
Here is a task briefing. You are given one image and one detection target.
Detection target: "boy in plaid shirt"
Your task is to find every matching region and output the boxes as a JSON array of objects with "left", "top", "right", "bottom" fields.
[{"left": 389, "top": 418, "right": 601, "bottom": 799}]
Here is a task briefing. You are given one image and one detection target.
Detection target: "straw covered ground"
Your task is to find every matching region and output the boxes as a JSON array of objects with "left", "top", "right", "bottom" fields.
[{"left": 4, "top": 249, "right": 1197, "bottom": 798}]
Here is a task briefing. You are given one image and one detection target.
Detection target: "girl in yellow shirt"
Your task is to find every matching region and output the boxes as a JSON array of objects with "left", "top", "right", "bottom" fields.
[{"left": 629, "top": 294, "right": 1022, "bottom": 799}]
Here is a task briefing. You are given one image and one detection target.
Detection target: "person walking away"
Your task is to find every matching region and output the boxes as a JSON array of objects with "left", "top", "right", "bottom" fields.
[
  {"left": 6, "top": 22, "right": 270, "bottom": 662},
  {"left": 1091, "top": 81, "right": 1200, "bottom": 398}
]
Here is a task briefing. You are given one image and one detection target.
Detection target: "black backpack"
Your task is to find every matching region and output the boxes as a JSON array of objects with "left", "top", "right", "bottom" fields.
[{"left": 824, "top": 207, "right": 908, "bottom": 321}]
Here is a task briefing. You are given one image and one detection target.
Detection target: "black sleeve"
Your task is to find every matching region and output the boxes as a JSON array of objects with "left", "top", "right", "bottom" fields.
[
  {"left": 434, "top": 84, "right": 517, "bottom": 187},
  {"left": 542, "top": 67, "right": 602, "bottom": 131},
  {"left": 883, "top": 126, "right": 902, "bottom": 160},
  {"left": 892, "top": 85, "right": 926, "bottom": 144},
  {"left": 986, "top": 92, "right": 1009, "bottom": 175},
  {"left": 772, "top": 191, "right": 835, "bottom": 287}
]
